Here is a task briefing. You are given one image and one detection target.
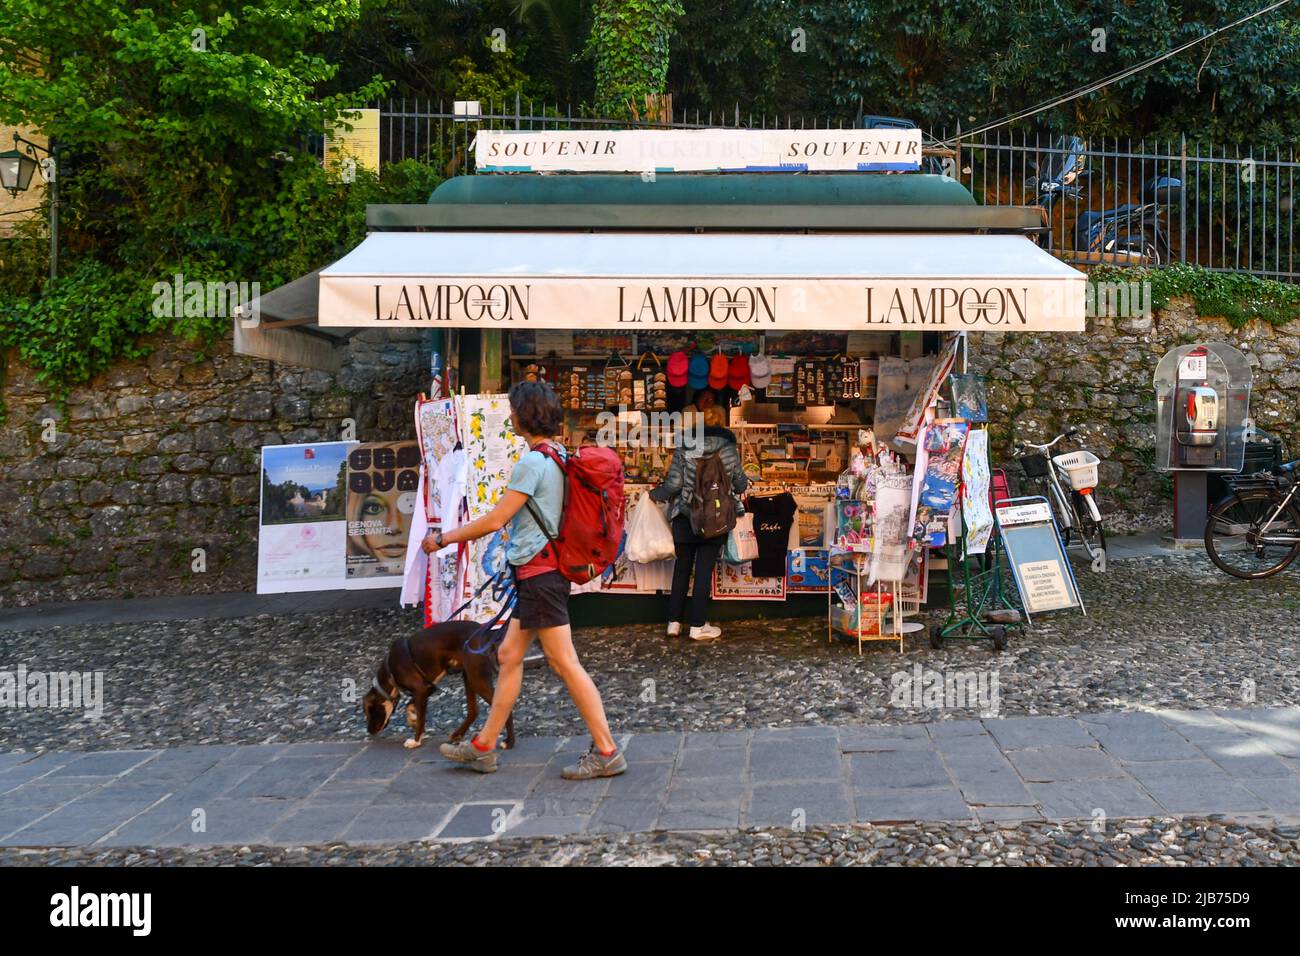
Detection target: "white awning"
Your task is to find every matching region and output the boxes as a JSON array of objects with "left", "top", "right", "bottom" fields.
[{"left": 318, "top": 231, "right": 1086, "bottom": 332}]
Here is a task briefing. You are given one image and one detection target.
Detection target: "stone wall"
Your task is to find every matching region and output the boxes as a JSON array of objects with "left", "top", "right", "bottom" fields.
[
  {"left": 968, "top": 297, "right": 1300, "bottom": 532},
  {"left": 3, "top": 297, "right": 1299, "bottom": 605},
  {"left": 0, "top": 330, "right": 428, "bottom": 607}
]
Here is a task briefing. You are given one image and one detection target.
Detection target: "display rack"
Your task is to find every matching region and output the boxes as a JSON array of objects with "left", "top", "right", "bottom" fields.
[{"left": 827, "top": 548, "right": 925, "bottom": 654}]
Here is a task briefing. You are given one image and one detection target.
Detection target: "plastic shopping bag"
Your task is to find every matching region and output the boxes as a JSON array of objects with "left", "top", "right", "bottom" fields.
[
  {"left": 724, "top": 512, "right": 759, "bottom": 564},
  {"left": 625, "top": 491, "right": 675, "bottom": 563}
]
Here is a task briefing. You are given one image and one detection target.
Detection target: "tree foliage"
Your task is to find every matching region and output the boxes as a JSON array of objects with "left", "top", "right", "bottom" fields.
[
  {"left": 667, "top": 0, "right": 1300, "bottom": 144},
  {"left": 0, "top": 1, "right": 438, "bottom": 397}
]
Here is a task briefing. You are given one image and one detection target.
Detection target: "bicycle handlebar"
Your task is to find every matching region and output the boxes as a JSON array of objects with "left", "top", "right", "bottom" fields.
[{"left": 1014, "top": 427, "right": 1080, "bottom": 454}]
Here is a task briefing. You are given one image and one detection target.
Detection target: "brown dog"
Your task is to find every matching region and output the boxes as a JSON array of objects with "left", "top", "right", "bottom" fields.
[{"left": 363, "top": 620, "right": 515, "bottom": 750}]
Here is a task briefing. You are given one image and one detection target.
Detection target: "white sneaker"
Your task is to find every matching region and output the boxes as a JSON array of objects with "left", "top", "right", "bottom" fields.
[
  {"left": 688, "top": 623, "right": 722, "bottom": 641},
  {"left": 666, "top": 622, "right": 681, "bottom": 638}
]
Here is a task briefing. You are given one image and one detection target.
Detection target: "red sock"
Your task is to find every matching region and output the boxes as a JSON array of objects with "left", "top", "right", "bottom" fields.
[{"left": 472, "top": 737, "right": 492, "bottom": 752}]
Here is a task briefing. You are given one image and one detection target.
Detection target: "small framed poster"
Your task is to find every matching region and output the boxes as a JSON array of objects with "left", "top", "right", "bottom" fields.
[{"left": 996, "top": 495, "right": 1084, "bottom": 620}]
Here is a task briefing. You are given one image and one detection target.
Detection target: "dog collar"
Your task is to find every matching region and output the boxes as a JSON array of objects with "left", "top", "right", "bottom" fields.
[{"left": 371, "top": 677, "right": 396, "bottom": 702}]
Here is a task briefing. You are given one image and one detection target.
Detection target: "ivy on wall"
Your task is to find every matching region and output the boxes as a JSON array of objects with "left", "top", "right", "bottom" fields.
[
  {"left": 1094, "top": 264, "right": 1300, "bottom": 328},
  {"left": 585, "top": 0, "right": 685, "bottom": 118}
]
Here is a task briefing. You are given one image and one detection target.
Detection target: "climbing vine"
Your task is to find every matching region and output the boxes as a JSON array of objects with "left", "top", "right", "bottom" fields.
[{"left": 586, "top": 0, "right": 684, "bottom": 119}]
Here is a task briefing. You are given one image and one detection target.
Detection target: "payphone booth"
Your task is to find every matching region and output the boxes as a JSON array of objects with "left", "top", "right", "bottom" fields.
[{"left": 1154, "top": 343, "right": 1252, "bottom": 544}]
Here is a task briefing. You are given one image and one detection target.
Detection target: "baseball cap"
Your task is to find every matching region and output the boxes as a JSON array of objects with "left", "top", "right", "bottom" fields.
[
  {"left": 708, "top": 352, "right": 729, "bottom": 389},
  {"left": 666, "top": 350, "right": 689, "bottom": 387},
  {"left": 748, "top": 354, "right": 772, "bottom": 388},
  {"left": 728, "top": 354, "right": 749, "bottom": 391},
  {"left": 687, "top": 352, "right": 710, "bottom": 389}
]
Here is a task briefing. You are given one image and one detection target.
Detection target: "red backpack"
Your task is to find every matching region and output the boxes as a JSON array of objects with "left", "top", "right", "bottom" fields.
[{"left": 525, "top": 443, "right": 626, "bottom": 585}]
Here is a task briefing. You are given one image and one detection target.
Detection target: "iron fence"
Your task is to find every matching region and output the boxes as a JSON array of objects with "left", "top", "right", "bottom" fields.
[
  {"left": 955, "top": 129, "right": 1298, "bottom": 282},
  {"left": 361, "top": 98, "right": 1298, "bottom": 283}
]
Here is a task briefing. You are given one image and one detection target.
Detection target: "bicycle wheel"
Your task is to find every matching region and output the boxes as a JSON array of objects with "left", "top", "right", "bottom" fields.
[
  {"left": 1070, "top": 490, "right": 1107, "bottom": 557},
  {"left": 1204, "top": 489, "right": 1300, "bottom": 579}
]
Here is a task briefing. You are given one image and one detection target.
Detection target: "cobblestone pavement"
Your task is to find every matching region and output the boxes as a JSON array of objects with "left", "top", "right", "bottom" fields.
[
  {"left": 3, "top": 549, "right": 1299, "bottom": 865},
  {"left": 2, "top": 709, "right": 1298, "bottom": 850},
  {"left": 1, "top": 818, "right": 1296, "bottom": 867},
  {"left": 1, "top": 553, "right": 1296, "bottom": 755}
]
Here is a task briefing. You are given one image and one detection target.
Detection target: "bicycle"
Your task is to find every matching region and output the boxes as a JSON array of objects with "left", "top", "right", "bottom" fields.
[
  {"left": 1012, "top": 427, "right": 1107, "bottom": 568},
  {"left": 1204, "top": 459, "right": 1300, "bottom": 579}
]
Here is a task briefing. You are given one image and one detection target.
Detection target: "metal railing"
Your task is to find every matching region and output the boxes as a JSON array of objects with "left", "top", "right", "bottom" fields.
[
  {"left": 954, "top": 129, "right": 1298, "bottom": 281},
  {"left": 362, "top": 98, "right": 1298, "bottom": 282}
]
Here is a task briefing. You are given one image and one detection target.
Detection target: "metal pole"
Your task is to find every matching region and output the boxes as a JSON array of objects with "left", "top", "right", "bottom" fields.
[
  {"left": 1179, "top": 134, "right": 1187, "bottom": 264},
  {"left": 48, "top": 140, "right": 58, "bottom": 280}
]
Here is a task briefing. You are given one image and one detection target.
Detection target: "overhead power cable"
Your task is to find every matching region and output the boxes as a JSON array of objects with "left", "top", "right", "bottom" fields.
[{"left": 940, "top": 0, "right": 1295, "bottom": 144}]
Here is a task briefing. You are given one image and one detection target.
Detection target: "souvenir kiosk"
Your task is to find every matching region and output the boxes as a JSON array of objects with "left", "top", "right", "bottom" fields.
[{"left": 235, "top": 128, "right": 1087, "bottom": 643}]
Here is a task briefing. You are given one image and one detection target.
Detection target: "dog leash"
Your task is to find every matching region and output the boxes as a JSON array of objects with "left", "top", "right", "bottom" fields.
[{"left": 395, "top": 635, "right": 441, "bottom": 693}]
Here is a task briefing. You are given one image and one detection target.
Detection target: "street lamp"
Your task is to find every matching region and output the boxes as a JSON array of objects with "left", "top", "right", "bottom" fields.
[
  {"left": 0, "top": 132, "right": 59, "bottom": 279},
  {"left": 0, "top": 146, "right": 39, "bottom": 196}
]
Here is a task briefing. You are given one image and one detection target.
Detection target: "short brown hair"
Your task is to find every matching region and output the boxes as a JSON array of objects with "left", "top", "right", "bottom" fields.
[{"left": 508, "top": 380, "right": 563, "bottom": 437}]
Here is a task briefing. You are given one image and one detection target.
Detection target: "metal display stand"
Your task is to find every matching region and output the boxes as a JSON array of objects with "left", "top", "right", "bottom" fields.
[
  {"left": 828, "top": 546, "right": 925, "bottom": 654},
  {"left": 930, "top": 528, "right": 1019, "bottom": 650}
]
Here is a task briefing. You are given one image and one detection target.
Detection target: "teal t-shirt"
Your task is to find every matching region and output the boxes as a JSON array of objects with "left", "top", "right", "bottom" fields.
[{"left": 506, "top": 444, "right": 565, "bottom": 566}]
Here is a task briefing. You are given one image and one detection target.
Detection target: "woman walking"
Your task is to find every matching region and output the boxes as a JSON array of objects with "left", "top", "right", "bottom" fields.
[
  {"left": 424, "top": 381, "right": 625, "bottom": 778},
  {"left": 649, "top": 405, "right": 748, "bottom": 640}
]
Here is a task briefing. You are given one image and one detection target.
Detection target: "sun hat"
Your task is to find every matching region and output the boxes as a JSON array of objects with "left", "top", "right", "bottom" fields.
[
  {"left": 666, "top": 350, "right": 689, "bottom": 387},
  {"left": 748, "top": 353, "right": 772, "bottom": 388},
  {"left": 708, "top": 352, "right": 729, "bottom": 389},
  {"left": 688, "top": 352, "right": 711, "bottom": 389}
]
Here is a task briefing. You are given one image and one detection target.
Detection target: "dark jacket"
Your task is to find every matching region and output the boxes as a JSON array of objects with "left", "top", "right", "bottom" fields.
[{"left": 649, "top": 425, "right": 748, "bottom": 523}]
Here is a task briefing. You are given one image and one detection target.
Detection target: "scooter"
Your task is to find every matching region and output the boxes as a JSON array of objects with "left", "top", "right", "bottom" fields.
[{"left": 1027, "top": 135, "right": 1181, "bottom": 264}]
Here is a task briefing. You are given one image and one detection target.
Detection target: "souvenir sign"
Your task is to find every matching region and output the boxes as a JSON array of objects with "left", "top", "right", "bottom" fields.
[
  {"left": 996, "top": 496, "right": 1084, "bottom": 620},
  {"left": 475, "top": 128, "right": 922, "bottom": 173}
]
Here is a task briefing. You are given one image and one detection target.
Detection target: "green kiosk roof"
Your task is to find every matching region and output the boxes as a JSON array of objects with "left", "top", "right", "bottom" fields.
[
  {"left": 366, "top": 173, "right": 1043, "bottom": 233},
  {"left": 427, "top": 173, "right": 977, "bottom": 206}
]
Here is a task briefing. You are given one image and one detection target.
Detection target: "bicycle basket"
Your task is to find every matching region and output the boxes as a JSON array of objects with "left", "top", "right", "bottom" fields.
[
  {"left": 1052, "top": 450, "right": 1101, "bottom": 491},
  {"left": 1020, "top": 453, "right": 1051, "bottom": 479}
]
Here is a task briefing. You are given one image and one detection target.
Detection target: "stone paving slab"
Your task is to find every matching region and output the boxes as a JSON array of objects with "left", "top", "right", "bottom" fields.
[{"left": 2, "top": 707, "right": 1299, "bottom": 847}]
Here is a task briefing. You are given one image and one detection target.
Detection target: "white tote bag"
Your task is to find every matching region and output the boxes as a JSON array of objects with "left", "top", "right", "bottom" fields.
[
  {"left": 625, "top": 491, "right": 676, "bottom": 563},
  {"left": 724, "top": 512, "right": 759, "bottom": 564}
]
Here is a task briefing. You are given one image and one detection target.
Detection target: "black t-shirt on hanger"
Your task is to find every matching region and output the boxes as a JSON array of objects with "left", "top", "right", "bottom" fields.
[{"left": 746, "top": 492, "right": 798, "bottom": 578}]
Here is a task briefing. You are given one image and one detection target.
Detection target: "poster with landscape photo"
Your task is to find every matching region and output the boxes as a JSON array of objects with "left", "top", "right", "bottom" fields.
[{"left": 257, "top": 441, "right": 354, "bottom": 594}]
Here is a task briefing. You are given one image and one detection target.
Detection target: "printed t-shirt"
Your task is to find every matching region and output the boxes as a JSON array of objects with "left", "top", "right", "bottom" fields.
[{"left": 746, "top": 492, "right": 797, "bottom": 578}]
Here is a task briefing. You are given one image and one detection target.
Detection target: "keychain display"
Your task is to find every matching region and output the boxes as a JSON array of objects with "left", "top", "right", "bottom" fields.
[
  {"left": 840, "top": 355, "right": 861, "bottom": 399},
  {"left": 795, "top": 359, "right": 833, "bottom": 405}
]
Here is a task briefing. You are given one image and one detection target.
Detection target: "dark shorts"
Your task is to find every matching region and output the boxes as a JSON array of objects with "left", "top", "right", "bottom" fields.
[{"left": 514, "top": 569, "right": 570, "bottom": 630}]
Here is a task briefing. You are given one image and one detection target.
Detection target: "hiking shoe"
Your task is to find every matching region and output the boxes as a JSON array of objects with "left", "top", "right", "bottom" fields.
[
  {"left": 688, "top": 623, "right": 722, "bottom": 641},
  {"left": 666, "top": 622, "right": 681, "bottom": 638},
  {"left": 439, "top": 738, "right": 499, "bottom": 773},
  {"left": 561, "top": 745, "right": 628, "bottom": 780}
]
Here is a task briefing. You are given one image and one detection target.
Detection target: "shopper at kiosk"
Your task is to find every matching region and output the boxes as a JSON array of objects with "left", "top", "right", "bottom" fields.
[
  {"left": 650, "top": 406, "right": 748, "bottom": 641},
  {"left": 424, "top": 381, "right": 625, "bottom": 779}
]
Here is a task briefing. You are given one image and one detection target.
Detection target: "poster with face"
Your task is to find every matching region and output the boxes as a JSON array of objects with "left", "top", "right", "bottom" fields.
[
  {"left": 257, "top": 441, "right": 355, "bottom": 593},
  {"left": 346, "top": 441, "right": 422, "bottom": 588}
]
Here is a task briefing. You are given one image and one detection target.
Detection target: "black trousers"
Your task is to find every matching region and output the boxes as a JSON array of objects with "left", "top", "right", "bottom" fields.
[{"left": 668, "top": 516, "right": 724, "bottom": 628}]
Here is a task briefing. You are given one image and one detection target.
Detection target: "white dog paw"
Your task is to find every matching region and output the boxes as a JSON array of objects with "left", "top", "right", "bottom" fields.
[{"left": 404, "top": 738, "right": 422, "bottom": 749}]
